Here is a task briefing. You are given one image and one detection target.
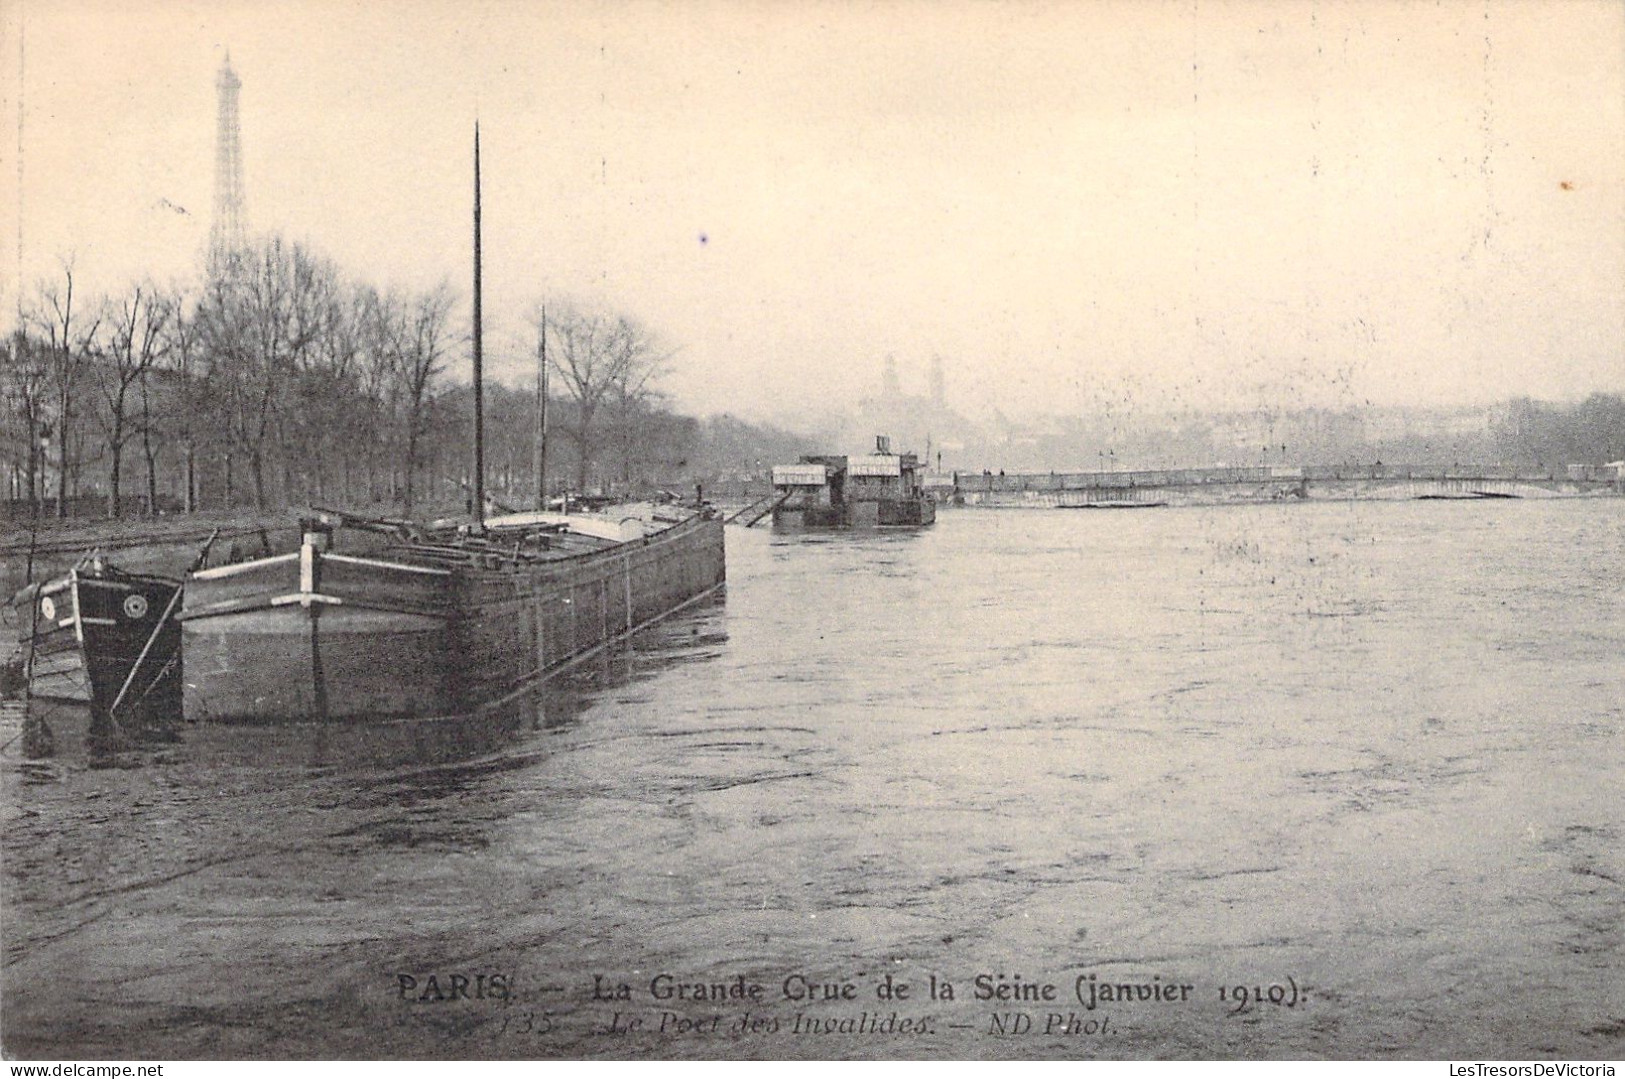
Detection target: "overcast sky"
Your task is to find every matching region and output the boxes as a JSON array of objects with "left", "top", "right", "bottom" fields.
[{"left": 4, "top": 0, "right": 1622, "bottom": 424}]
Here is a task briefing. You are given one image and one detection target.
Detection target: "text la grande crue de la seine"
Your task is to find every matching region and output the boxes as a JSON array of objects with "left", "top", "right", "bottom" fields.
[{"left": 595, "top": 970, "right": 1197, "bottom": 1010}]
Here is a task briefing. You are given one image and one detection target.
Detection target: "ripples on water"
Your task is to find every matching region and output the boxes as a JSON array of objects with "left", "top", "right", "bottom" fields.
[{"left": 3, "top": 500, "right": 1621, "bottom": 1060}]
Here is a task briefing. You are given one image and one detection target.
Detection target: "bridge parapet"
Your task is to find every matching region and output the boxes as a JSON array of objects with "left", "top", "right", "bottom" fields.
[{"left": 951, "top": 464, "right": 1619, "bottom": 503}]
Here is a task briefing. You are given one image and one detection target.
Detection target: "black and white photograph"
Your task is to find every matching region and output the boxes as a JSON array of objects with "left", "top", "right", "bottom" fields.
[{"left": 2, "top": 0, "right": 1621, "bottom": 1065}]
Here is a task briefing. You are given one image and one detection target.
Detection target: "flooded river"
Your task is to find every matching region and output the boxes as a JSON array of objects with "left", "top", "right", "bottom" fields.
[{"left": 3, "top": 500, "right": 1621, "bottom": 1060}]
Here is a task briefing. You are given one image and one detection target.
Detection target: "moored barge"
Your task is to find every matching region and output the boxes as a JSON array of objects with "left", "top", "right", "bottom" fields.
[
  {"left": 179, "top": 504, "right": 725, "bottom": 730},
  {"left": 771, "top": 436, "right": 936, "bottom": 529},
  {"left": 176, "top": 126, "right": 728, "bottom": 746}
]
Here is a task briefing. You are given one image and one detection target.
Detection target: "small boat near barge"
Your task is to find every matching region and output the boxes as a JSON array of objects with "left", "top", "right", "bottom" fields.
[
  {"left": 770, "top": 436, "right": 937, "bottom": 529},
  {"left": 10, "top": 553, "right": 198, "bottom": 757}
]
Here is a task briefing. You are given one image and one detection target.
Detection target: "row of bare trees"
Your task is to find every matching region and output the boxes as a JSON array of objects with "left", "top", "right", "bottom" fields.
[
  {"left": 2, "top": 237, "right": 689, "bottom": 522},
  {"left": 192, "top": 239, "right": 461, "bottom": 514},
  {"left": 3, "top": 242, "right": 459, "bottom": 519}
]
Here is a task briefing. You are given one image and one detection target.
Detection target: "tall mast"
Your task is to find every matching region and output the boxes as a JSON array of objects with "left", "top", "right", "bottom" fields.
[{"left": 472, "top": 123, "right": 485, "bottom": 528}]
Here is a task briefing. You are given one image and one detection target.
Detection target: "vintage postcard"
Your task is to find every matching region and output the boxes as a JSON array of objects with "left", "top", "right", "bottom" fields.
[{"left": 2, "top": 0, "right": 1621, "bottom": 1066}]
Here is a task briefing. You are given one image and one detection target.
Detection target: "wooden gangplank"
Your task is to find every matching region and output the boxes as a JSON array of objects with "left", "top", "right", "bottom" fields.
[{"left": 726, "top": 491, "right": 790, "bottom": 528}]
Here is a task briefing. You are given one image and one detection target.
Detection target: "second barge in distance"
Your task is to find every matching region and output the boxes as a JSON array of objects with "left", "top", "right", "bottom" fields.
[{"left": 770, "top": 436, "right": 937, "bottom": 528}]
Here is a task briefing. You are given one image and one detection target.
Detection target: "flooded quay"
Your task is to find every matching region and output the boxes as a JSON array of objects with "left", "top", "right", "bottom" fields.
[{"left": 3, "top": 500, "right": 1622, "bottom": 1060}]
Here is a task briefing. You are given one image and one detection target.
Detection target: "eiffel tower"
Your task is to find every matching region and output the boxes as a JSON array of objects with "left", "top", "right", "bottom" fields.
[{"left": 208, "top": 52, "right": 247, "bottom": 268}]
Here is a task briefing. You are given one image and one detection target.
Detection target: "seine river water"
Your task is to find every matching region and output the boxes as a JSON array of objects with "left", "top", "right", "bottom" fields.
[{"left": 3, "top": 500, "right": 1622, "bottom": 1060}]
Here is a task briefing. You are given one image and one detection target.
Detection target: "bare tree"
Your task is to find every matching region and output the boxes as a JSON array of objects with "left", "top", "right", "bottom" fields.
[
  {"left": 136, "top": 358, "right": 163, "bottom": 516},
  {"left": 97, "top": 283, "right": 174, "bottom": 515},
  {"left": 353, "top": 285, "right": 399, "bottom": 502},
  {"left": 28, "top": 262, "right": 102, "bottom": 517},
  {"left": 0, "top": 330, "right": 51, "bottom": 510},
  {"left": 352, "top": 282, "right": 454, "bottom": 514},
  {"left": 396, "top": 283, "right": 455, "bottom": 515},
  {"left": 197, "top": 236, "right": 332, "bottom": 511},
  {"left": 157, "top": 294, "right": 205, "bottom": 512},
  {"left": 284, "top": 272, "right": 358, "bottom": 504},
  {"left": 607, "top": 338, "right": 673, "bottom": 491},
  {"left": 539, "top": 303, "right": 666, "bottom": 492}
]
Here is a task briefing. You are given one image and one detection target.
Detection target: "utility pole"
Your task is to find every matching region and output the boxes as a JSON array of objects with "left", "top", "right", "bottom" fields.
[
  {"left": 535, "top": 308, "right": 549, "bottom": 510},
  {"left": 471, "top": 123, "right": 485, "bottom": 529}
]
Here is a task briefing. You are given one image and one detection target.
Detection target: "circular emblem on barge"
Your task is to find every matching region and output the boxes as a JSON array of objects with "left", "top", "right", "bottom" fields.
[
  {"left": 123, "top": 594, "right": 149, "bottom": 619},
  {"left": 40, "top": 597, "right": 56, "bottom": 621}
]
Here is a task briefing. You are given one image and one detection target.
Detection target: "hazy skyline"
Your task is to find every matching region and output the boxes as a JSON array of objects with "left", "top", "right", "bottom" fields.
[{"left": 4, "top": 0, "right": 1622, "bottom": 426}]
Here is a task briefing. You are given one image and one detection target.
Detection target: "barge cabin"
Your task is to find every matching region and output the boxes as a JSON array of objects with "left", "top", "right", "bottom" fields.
[{"left": 771, "top": 436, "right": 937, "bottom": 529}]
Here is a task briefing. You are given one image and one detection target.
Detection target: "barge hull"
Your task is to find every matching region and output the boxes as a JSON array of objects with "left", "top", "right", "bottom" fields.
[
  {"left": 772, "top": 497, "right": 936, "bottom": 528},
  {"left": 180, "top": 513, "right": 725, "bottom": 728}
]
